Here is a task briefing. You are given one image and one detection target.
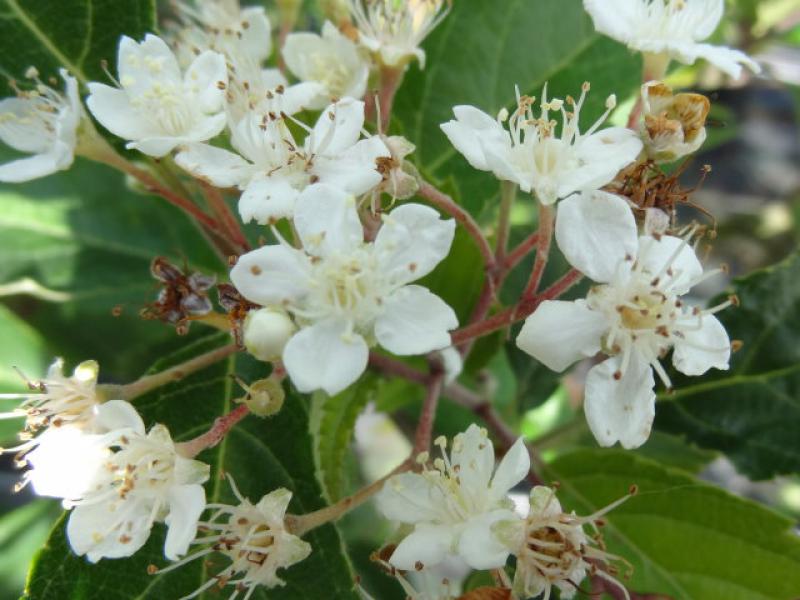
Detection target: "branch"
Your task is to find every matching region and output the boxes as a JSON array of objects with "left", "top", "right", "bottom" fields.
[
  {"left": 522, "top": 202, "right": 555, "bottom": 299},
  {"left": 102, "top": 344, "right": 238, "bottom": 401},
  {"left": 177, "top": 403, "right": 250, "bottom": 458}
]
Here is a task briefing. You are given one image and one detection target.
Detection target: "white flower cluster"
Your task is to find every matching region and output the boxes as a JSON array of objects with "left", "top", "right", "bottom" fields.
[{"left": 0, "top": 0, "right": 760, "bottom": 596}]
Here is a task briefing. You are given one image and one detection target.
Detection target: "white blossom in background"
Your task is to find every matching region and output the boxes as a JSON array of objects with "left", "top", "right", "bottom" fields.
[
  {"left": 640, "top": 81, "right": 710, "bottom": 163},
  {"left": 348, "top": 0, "right": 450, "bottom": 68},
  {"left": 583, "top": 0, "right": 760, "bottom": 79},
  {"left": 0, "top": 68, "right": 81, "bottom": 182},
  {"left": 87, "top": 34, "right": 228, "bottom": 157},
  {"left": 176, "top": 98, "right": 389, "bottom": 224},
  {"left": 231, "top": 183, "right": 458, "bottom": 395},
  {"left": 376, "top": 425, "right": 529, "bottom": 570},
  {"left": 283, "top": 21, "right": 370, "bottom": 109},
  {"left": 441, "top": 83, "right": 642, "bottom": 205},
  {"left": 157, "top": 478, "right": 311, "bottom": 599},
  {"left": 494, "top": 486, "right": 632, "bottom": 599},
  {"left": 66, "top": 401, "right": 209, "bottom": 562},
  {"left": 517, "top": 191, "right": 732, "bottom": 449}
]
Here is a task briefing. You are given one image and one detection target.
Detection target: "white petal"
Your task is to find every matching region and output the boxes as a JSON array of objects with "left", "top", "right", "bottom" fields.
[
  {"left": 238, "top": 174, "right": 300, "bottom": 224},
  {"left": 119, "top": 35, "right": 182, "bottom": 97},
  {"left": 374, "top": 203, "right": 456, "bottom": 284},
  {"left": 0, "top": 152, "right": 66, "bottom": 183},
  {"left": 86, "top": 83, "right": 154, "bottom": 141},
  {"left": 566, "top": 127, "right": 643, "bottom": 196},
  {"left": 440, "top": 105, "right": 507, "bottom": 171},
  {"left": 582, "top": 0, "right": 638, "bottom": 43},
  {"left": 376, "top": 472, "right": 445, "bottom": 524},
  {"left": 27, "top": 428, "right": 106, "bottom": 500},
  {"left": 457, "top": 510, "right": 515, "bottom": 570},
  {"left": 692, "top": 42, "right": 761, "bottom": 78},
  {"left": 175, "top": 143, "right": 255, "bottom": 188},
  {"left": 280, "top": 81, "right": 327, "bottom": 114},
  {"left": 688, "top": 0, "right": 724, "bottom": 39},
  {"left": 451, "top": 424, "right": 495, "bottom": 500},
  {"left": 93, "top": 399, "right": 145, "bottom": 434},
  {"left": 584, "top": 353, "right": 656, "bottom": 449},
  {"left": 313, "top": 136, "right": 388, "bottom": 196},
  {"left": 516, "top": 300, "right": 606, "bottom": 372},
  {"left": 636, "top": 235, "right": 704, "bottom": 295},
  {"left": 240, "top": 7, "right": 272, "bottom": 63},
  {"left": 67, "top": 499, "right": 152, "bottom": 562},
  {"left": 183, "top": 112, "right": 228, "bottom": 143},
  {"left": 230, "top": 244, "right": 311, "bottom": 305},
  {"left": 283, "top": 31, "right": 327, "bottom": 81},
  {"left": 293, "top": 184, "right": 363, "bottom": 256},
  {"left": 389, "top": 524, "right": 454, "bottom": 570},
  {"left": 374, "top": 285, "right": 458, "bottom": 355},
  {"left": 0, "top": 98, "right": 53, "bottom": 153},
  {"left": 164, "top": 485, "right": 206, "bottom": 560},
  {"left": 489, "top": 437, "right": 530, "bottom": 503},
  {"left": 673, "top": 313, "right": 730, "bottom": 376},
  {"left": 283, "top": 319, "right": 368, "bottom": 395},
  {"left": 257, "top": 487, "right": 293, "bottom": 519},
  {"left": 555, "top": 191, "right": 638, "bottom": 283},
  {"left": 307, "top": 98, "right": 365, "bottom": 155},
  {"left": 184, "top": 50, "right": 227, "bottom": 113},
  {"left": 127, "top": 136, "right": 184, "bottom": 158}
]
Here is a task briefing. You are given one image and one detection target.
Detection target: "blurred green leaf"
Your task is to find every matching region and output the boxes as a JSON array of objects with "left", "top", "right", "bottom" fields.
[
  {"left": 25, "top": 335, "right": 359, "bottom": 599},
  {"left": 548, "top": 449, "right": 800, "bottom": 599},
  {"left": 394, "top": 0, "right": 641, "bottom": 214},
  {"left": 0, "top": 0, "right": 155, "bottom": 81},
  {"left": 657, "top": 251, "right": 800, "bottom": 480}
]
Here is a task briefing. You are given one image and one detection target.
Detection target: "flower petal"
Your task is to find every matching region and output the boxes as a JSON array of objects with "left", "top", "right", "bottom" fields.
[
  {"left": 86, "top": 83, "right": 154, "bottom": 141},
  {"left": 0, "top": 98, "right": 54, "bottom": 153},
  {"left": 489, "top": 437, "right": 530, "bottom": 503},
  {"left": 566, "top": 127, "right": 642, "bottom": 196},
  {"left": 67, "top": 498, "right": 152, "bottom": 562},
  {"left": 374, "top": 202, "right": 456, "bottom": 284},
  {"left": 183, "top": 50, "right": 227, "bottom": 113},
  {"left": 313, "top": 136, "right": 388, "bottom": 196},
  {"left": 673, "top": 313, "right": 731, "bottom": 376},
  {"left": 238, "top": 173, "right": 300, "bottom": 224},
  {"left": 307, "top": 98, "right": 364, "bottom": 155},
  {"left": 283, "top": 319, "right": 368, "bottom": 395},
  {"left": 451, "top": 424, "right": 495, "bottom": 501},
  {"left": 457, "top": 510, "right": 515, "bottom": 570},
  {"left": 240, "top": 7, "right": 272, "bottom": 63},
  {"left": 93, "top": 399, "right": 145, "bottom": 434},
  {"left": 636, "top": 235, "right": 704, "bottom": 295},
  {"left": 230, "top": 244, "right": 311, "bottom": 306},
  {"left": 376, "top": 472, "right": 445, "bottom": 524},
  {"left": 440, "top": 105, "right": 507, "bottom": 171},
  {"left": 164, "top": 484, "right": 206, "bottom": 560},
  {"left": 584, "top": 353, "right": 656, "bottom": 449},
  {"left": 389, "top": 524, "right": 454, "bottom": 570},
  {"left": 175, "top": 143, "right": 254, "bottom": 188},
  {"left": 374, "top": 285, "right": 458, "bottom": 355},
  {"left": 555, "top": 190, "right": 638, "bottom": 283},
  {"left": 293, "top": 184, "right": 364, "bottom": 256},
  {"left": 27, "top": 428, "right": 107, "bottom": 501},
  {"left": 0, "top": 152, "right": 66, "bottom": 183},
  {"left": 516, "top": 300, "right": 607, "bottom": 372}
]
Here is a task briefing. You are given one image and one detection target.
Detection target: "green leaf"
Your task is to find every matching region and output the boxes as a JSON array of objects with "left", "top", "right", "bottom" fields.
[
  {"left": 0, "top": 0, "right": 155, "bottom": 82},
  {"left": 0, "top": 500, "right": 61, "bottom": 598},
  {"left": 657, "top": 251, "right": 800, "bottom": 479},
  {"left": 0, "top": 158, "right": 225, "bottom": 380},
  {"left": 394, "top": 0, "right": 641, "bottom": 214},
  {"left": 546, "top": 449, "right": 800, "bottom": 600},
  {"left": 311, "top": 375, "right": 378, "bottom": 502},
  {"left": 25, "top": 335, "right": 360, "bottom": 599}
]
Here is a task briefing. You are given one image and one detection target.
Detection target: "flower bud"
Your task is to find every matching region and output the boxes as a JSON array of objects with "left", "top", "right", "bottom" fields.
[
  {"left": 640, "top": 81, "right": 710, "bottom": 163},
  {"left": 240, "top": 378, "right": 285, "bottom": 418},
  {"left": 243, "top": 308, "right": 296, "bottom": 361}
]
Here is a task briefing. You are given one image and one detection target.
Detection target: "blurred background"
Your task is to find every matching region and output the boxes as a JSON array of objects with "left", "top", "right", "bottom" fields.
[{"left": 1, "top": 1, "right": 799, "bottom": 598}]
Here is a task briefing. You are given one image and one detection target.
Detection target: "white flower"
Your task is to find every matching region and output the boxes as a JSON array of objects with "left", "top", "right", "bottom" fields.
[
  {"left": 283, "top": 21, "right": 370, "bottom": 109},
  {"left": 441, "top": 83, "right": 642, "bottom": 205},
  {"left": 87, "top": 34, "right": 228, "bottom": 157},
  {"left": 516, "top": 191, "right": 732, "bottom": 449},
  {"left": 640, "top": 81, "right": 710, "bottom": 163},
  {"left": 231, "top": 184, "right": 458, "bottom": 395},
  {"left": 0, "top": 68, "right": 81, "bottom": 182},
  {"left": 177, "top": 98, "right": 389, "bottom": 224},
  {"left": 172, "top": 0, "right": 273, "bottom": 66},
  {"left": 376, "top": 425, "right": 530, "bottom": 571},
  {"left": 243, "top": 307, "right": 296, "bottom": 361},
  {"left": 156, "top": 478, "right": 311, "bottom": 598},
  {"left": 66, "top": 402, "right": 209, "bottom": 562},
  {"left": 583, "top": 0, "right": 760, "bottom": 79},
  {"left": 495, "top": 486, "right": 632, "bottom": 600},
  {"left": 348, "top": 0, "right": 450, "bottom": 68}
]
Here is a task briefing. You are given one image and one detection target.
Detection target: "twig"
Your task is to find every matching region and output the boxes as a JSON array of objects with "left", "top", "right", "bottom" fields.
[
  {"left": 522, "top": 202, "right": 555, "bottom": 299},
  {"left": 414, "top": 369, "right": 445, "bottom": 454},
  {"left": 177, "top": 403, "right": 250, "bottom": 458},
  {"left": 201, "top": 182, "right": 250, "bottom": 251}
]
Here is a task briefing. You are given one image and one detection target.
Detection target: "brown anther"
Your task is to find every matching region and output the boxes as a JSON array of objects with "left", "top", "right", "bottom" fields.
[
  {"left": 731, "top": 340, "right": 744, "bottom": 352},
  {"left": 250, "top": 265, "right": 262, "bottom": 276},
  {"left": 147, "top": 564, "right": 158, "bottom": 575},
  {"left": 414, "top": 561, "right": 424, "bottom": 571},
  {"left": 613, "top": 371, "right": 622, "bottom": 381}
]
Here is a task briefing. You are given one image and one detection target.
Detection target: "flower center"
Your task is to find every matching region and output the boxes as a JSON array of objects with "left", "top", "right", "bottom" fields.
[{"left": 131, "top": 82, "right": 193, "bottom": 136}]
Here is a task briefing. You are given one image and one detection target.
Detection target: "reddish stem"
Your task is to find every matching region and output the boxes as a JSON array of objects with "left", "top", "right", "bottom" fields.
[
  {"left": 201, "top": 183, "right": 250, "bottom": 251},
  {"left": 502, "top": 232, "right": 539, "bottom": 273},
  {"left": 178, "top": 404, "right": 250, "bottom": 458},
  {"left": 378, "top": 65, "right": 405, "bottom": 132},
  {"left": 413, "top": 370, "right": 445, "bottom": 454},
  {"left": 522, "top": 202, "right": 555, "bottom": 299},
  {"left": 369, "top": 352, "right": 429, "bottom": 385}
]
